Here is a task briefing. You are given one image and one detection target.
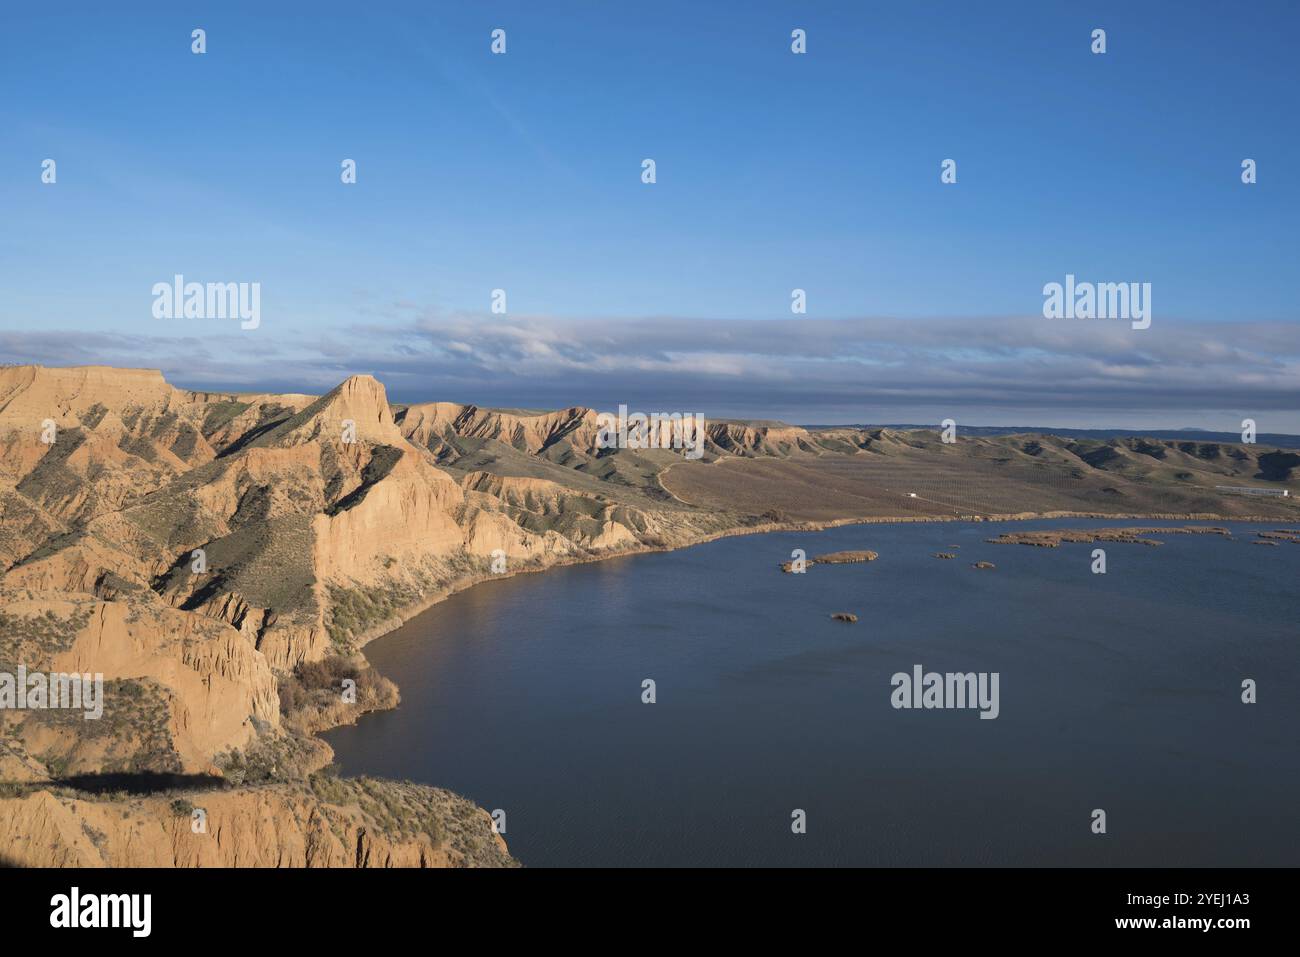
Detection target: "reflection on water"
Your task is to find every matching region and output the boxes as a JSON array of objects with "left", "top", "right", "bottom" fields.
[{"left": 324, "top": 519, "right": 1300, "bottom": 866}]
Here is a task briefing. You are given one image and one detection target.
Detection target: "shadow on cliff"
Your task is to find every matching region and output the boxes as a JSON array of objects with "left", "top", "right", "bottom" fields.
[{"left": 50, "top": 771, "right": 226, "bottom": 795}]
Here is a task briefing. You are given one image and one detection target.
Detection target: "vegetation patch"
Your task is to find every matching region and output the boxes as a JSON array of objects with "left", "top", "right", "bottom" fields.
[
  {"left": 201, "top": 400, "right": 252, "bottom": 435},
  {"left": 278, "top": 655, "right": 397, "bottom": 728},
  {"left": 0, "top": 605, "right": 93, "bottom": 670},
  {"left": 325, "top": 579, "right": 425, "bottom": 651},
  {"left": 27, "top": 677, "right": 181, "bottom": 777}
]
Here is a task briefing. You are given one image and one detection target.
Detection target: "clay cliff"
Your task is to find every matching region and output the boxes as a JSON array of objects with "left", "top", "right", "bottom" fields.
[{"left": 0, "top": 365, "right": 747, "bottom": 866}]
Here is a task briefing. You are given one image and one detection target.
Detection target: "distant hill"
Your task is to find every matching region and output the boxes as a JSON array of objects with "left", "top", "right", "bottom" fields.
[{"left": 808, "top": 424, "right": 1300, "bottom": 450}]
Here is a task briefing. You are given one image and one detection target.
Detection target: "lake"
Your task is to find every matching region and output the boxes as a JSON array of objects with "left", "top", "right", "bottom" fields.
[{"left": 323, "top": 519, "right": 1300, "bottom": 867}]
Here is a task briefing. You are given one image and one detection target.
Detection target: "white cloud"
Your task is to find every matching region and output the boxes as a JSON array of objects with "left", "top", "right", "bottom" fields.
[{"left": 3, "top": 313, "right": 1297, "bottom": 429}]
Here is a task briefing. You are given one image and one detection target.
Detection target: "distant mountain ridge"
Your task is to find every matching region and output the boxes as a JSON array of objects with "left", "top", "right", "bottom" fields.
[{"left": 811, "top": 424, "right": 1300, "bottom": 450}]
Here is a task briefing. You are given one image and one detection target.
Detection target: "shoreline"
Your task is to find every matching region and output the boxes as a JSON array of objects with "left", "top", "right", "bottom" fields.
[
  {"left": 347, "top": 506, "right": 1294, "bottom": 653},
  {"left": 323, "top": 506, "right": 1297, "bottom": 740}
]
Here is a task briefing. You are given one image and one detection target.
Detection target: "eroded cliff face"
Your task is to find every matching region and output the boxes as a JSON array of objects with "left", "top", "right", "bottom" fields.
[
  {"left": 397, "top": 401, "right": 603, "bottom": 460},
  {"left": 0, "top": 594, "right": 279, "bottom": 780},
  {"left": 0, "top": 365, "right": 745, "bottom": 867},
  {"left": 0, "top": 780, "right": 514, "bottom": 868},
  {"left": 0, "top": 368, "right": 711, "bottom": 672}
]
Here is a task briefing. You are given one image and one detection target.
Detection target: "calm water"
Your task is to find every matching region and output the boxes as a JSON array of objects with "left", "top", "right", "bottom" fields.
[{"left": 324, "top": 519, "right": 1300, "bottom": 867}]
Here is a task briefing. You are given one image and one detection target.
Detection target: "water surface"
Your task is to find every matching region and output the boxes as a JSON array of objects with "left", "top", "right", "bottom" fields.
[{"left": 325, "top": 519, "right": 1300, "bottom": 866}]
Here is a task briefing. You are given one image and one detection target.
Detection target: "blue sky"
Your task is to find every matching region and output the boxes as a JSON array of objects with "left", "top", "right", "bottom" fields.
[{"left": 1, "top": 1, "right": 1297, "bottom": 427}]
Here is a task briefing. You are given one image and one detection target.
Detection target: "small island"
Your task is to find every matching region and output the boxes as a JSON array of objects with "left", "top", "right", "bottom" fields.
[
  {"left": 781, "top": 550, "right": 878, "bottom": 573},
  {"left": 985, "top": 526, "right": 1233, "bottom": 548}
]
